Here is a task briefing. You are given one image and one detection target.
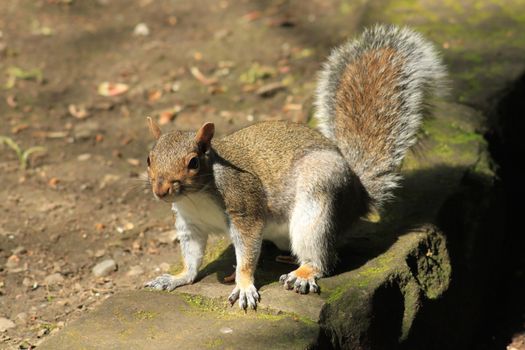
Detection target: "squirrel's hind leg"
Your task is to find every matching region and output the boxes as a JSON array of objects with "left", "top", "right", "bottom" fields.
[
  {"left": 279, "top": 150, "right": 348, "bottom": 294},
  {"left": 279, "top": 191, "right": 332, "bottom": 294}
]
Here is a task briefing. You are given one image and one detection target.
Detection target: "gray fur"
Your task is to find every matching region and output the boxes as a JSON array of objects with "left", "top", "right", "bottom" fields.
[{"left": 314, "top": 24, "right": 447, "bottom": 209}]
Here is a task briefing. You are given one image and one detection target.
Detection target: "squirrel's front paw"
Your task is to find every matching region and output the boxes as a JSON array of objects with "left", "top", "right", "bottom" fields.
[
  {"left": 228, "top": 284, "right": 260, "bottom": 310},
  {"left": 144, "top": 274, "right": 189, "bottom": 291}
]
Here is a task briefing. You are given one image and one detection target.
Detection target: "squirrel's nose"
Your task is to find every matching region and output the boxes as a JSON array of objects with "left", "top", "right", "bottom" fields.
[
  {"left": 155, "top": 188, "right": 169, "bottom": 198},
  {"left": 154, "top": 180, "right": 172, "bottom": 198}
]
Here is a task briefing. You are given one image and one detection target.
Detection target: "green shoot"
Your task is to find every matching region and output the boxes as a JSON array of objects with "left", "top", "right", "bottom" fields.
[{"left": 0, "top": 136, "right": 46, "bottom": 170}]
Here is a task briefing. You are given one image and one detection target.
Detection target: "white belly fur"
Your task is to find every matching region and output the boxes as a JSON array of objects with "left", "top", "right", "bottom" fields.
[
  {"left": 171, "top": 192, "right": 228, "bottom": 234},
  {"left": 171, "top": 193, "right": 290, "bottom": 250}
]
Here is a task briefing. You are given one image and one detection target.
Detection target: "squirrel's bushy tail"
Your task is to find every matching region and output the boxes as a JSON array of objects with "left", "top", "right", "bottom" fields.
[{"left": 314, "top": 25, "right": 447, "bottom": 210}]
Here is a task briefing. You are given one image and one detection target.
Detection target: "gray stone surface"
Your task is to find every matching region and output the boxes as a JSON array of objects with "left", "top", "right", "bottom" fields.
[
  {"left": 0, "top": 317, "right": 16, "bottom": 332},
  {"left": 39, "top": 290, "right": 318, "bottom": 350},
  {"left": 92, "top": 259, "right": 118, "bottom": 277}
]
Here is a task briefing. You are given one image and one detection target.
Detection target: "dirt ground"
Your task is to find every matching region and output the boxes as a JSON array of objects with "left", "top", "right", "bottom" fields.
[
  {"left": 0, "top": 1, "right": 524, "bottom": 349},
  {"left": 0, "top": 0, "right": 342, "bottom": 348}
]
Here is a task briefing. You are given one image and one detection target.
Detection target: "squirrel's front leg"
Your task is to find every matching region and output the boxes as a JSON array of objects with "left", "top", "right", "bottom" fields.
[
  {"left": 145, "top": 228, "right": 207, "bottom": 291},
  {"left": 227, "top": 218, "right": 263, "bottom": 310}
]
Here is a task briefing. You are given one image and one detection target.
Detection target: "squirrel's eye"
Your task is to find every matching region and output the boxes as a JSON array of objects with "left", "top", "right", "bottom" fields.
[
  {"left": 147, "top": 156, "right": 151, "bottom": 167},
  {"left": 188, "top": 157, "right": 199, "bottom": 170}
]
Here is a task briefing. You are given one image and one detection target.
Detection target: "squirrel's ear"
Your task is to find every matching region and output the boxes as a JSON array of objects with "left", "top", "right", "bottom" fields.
[
  {"left": 146, "top": 116, "right": 162, "bottom": 140},
  {"left": 195, "top": 122, "right": 215, "bottom": 152}
]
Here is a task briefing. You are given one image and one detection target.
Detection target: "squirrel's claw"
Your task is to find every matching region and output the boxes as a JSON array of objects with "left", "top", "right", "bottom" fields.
[{"left": 228, "top": 285, "right": 259, "bottom": 310}]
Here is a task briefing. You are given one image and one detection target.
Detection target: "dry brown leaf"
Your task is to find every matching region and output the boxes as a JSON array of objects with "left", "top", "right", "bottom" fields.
[
  {"left": 127, "top": 158, "right": 140, "bottom": 166},
  {"left": 11, "top": 124, "right": 29, "bottom": 134},
  {"left": 6, "top": 95, "right": 17, "bottom": 108},
  {"left": 243, "top": 11, "right": 262, "bottom": 21},
  {"left": 159, "top": 110, "right": 175, "bottom": 125},
  {"left": 148, "top": 90, "right": 162, "bottom": 102},
  {"left": 94, "top": 223, "right": 106, "bottom": 231},
  {"left": 48, "top": 177, "right": 59, "bottom": 188},
  {"left": 68, "top": 104, "right": 90, "bottom": 119},
  {"left": 97, "top": 82, "right": 129, "bottom": 97},
  {"left": 190, "top": 67, "right": 217, "bottom": 85}
]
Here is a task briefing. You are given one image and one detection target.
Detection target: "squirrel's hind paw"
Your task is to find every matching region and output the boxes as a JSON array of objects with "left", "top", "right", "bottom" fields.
[
  {"left": 279, "top": 267, "right": 320, "bottom": 294},
  {"left": 228, "top": 284, "right": 260, "bottom": 310},
  {"left": 144, "top": 274, "right": 188, "bottom": 291}
]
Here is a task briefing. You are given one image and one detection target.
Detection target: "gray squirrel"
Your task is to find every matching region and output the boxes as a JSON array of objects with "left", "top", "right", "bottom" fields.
[{"left": 143, "top": 25, "right": 447, "bottom": 310}]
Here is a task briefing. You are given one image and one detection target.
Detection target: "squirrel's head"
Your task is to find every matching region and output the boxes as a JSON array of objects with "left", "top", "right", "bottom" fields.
[{"left": 145, "top": 117, "right": 215, "bottom": 201}]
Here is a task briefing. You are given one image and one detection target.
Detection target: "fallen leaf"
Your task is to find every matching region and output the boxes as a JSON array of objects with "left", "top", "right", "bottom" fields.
[
  {"left": 45, "top": 131, "right": 68, "bottom": 139},
  {"left": 243, "top": 11, "right": 262, "bottom": 21},
  {"left": 6, "top": 95, "right": 17, "bottom": 108},
  {"left": 48, "top": 177, "right": 59, "bottom": 189},
  {"left": 278, "top": 66, "right": 291, "bottom": 74},
  {"left": 127, "top": 158, "right": 140, "bottom": 166},
  {"left": 148, "top": 90, "right": 162, "bottom": 102},
  {"left": 95, "top": 223, "right": 106, "bottom": 231},
  {"left": 97, "top": 82, "right": 129, "bottom": 97},
  {"left": 121, "top": 136, "right": 134, "bottom": 145},
  {"left": 190, "top": 67, "right": 217, "bottom": 85},
  {"left": 255, "top": 82, "right": 286, "bottom": 97},
  {"left": 159, "top": 110, "right": 176, "bottom": 125},
  {"left": 283, "top": 103, "right": 302, "bottom": 112},
  {"left": 208, "top": 85, "right": 225, "bottom": 95},
  {"left": 77, "top": 154, "right": 92, "bottom": 161},
  {"left": 158, "top": 105, "right": 183, "bottom": 125},
  {"left": 68, "top": 104, "right": 90, "bottom": 119},
  {"left": 11, "top": 124, "right": 29, "bottom": 134},
  {"left": 167, "top": 16, "right": 178, "bottom": 26}
]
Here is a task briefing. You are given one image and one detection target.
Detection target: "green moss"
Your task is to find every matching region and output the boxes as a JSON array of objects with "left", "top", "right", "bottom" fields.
[
  {"left": 205, "top": 338, "right": 224, "bottom": 348},
  {"left": 472, "top": 149, "right": 495, "bottom": 178},
  {"left": 326, "top": 253, "right": 395, "bottom": 303},
  {"left": 307, "top": 116, "right": 318, "bottom": 129},
  {"left": 239, "top": 63, "right": 275, "bottom": 84},
  {"left": 179, "top": 293, "right": 315, "bottom": 325},
  {"left": 340, "top": 0, "right": 354, "bottom": 15},
  {"left": 421, "top": 117, "right": 486, "bottom": 164},
  {"left": 463, "top": 52, "right": 483, "bottom": 64},
  {"left": 133, "top": 310, "right": 159, "bottom": 321},
  {"left": 180, "top": 293, "right": 226, "bottom": 313}
]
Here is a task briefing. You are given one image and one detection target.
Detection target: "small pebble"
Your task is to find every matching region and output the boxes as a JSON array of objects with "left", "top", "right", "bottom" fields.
[
  {"left": 92, "top": 259, "right": 117, "bottom": 277},
  {"left": 11, "top": 246, "right": 26, "bottom": 255},
  {"left": 0, "top": 317, "right": 16, "bottom": 332},
  {"left": 77, "top": 153, "right": 92, "bottom": 161},
  {"left": 44, "top": 273, "right": 65, "bottom": 286},
  {"left": 133, "top": 23, "right": 150, "bottom": 36},
  {"left": 220, "top": 327, "right": 233, "bottom": 334}
]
